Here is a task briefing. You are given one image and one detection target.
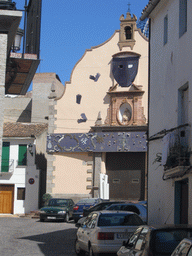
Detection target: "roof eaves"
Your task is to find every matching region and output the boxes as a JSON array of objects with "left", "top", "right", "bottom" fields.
[{"left": 140, "top": 0, "right": 161, "bottom": 21}]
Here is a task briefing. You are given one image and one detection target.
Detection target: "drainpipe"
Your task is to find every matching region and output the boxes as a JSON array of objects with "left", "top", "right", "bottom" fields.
[{"left": 146, "top": 17, "right": 151, "bottom": 225}]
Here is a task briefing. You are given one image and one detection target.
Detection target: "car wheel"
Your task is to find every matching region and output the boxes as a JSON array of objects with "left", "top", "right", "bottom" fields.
[
  {"left": 40, "top": 218, "right": 44, "bottom": 222},
  {"left": 75, "top": 239, "right": 84, "bottom": 255},
  {"left": 65, "top": 213, "right": 69, "bottom": 222}
]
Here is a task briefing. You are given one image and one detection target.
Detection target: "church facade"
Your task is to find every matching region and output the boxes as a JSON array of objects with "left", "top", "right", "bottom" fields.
[{"left": 46, "top": 12, "right": 148, "bottom": 202}]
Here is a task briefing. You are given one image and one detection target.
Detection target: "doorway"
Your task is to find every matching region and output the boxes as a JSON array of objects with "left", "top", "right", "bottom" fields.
[
  {"left": 106, "top": 152, "right": 145, "bottom": 200},
  {"left": 0, "top": 185, "right": 14, "bottom": 214},
  {"left": 175, "top": 179, "right": 188, "bottom": 224}
]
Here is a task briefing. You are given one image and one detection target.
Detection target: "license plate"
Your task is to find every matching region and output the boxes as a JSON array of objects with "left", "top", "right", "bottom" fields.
[
  {"left": 116, "top": 233, "right": 130, "bottom": 239},
  {"left": 47, "top": 216, "right": 56, "bottom": 219}
]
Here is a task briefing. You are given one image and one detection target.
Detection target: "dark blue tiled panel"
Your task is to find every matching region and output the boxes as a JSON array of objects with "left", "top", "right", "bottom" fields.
[{"left": 47, "top": 132, "right": 147, "bottom": 153}]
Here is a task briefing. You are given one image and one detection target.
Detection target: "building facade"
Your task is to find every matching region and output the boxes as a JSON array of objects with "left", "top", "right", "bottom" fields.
[
  {"left": 47, "top": 12, "right": 148, "bottom": 202},
  {"left": 1, "top": 122, "right": 47, "bottom": 214},
  {"left": 0, "top": 72, "right": 65, "bottom": 214},
  {"left": 141, "top": 0, "right": 192, "bottom": 224},
  {"left": 0, "top": 0, "right": 43, "bottom": 214}
]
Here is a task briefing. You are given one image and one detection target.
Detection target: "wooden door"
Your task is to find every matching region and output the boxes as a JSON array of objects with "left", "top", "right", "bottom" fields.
[{"left": 0, "top": 185, "right": 14, "bottom": 213}]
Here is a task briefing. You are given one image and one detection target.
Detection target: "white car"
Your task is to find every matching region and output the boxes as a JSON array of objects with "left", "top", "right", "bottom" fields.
[{"left": 75, "top": 210, "right": 144, "bottom": 256}]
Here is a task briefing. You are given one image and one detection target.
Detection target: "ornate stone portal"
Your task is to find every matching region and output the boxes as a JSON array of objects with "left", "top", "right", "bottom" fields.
[{"left": 105, "top": 84, "right": 146, "bottom": 126}]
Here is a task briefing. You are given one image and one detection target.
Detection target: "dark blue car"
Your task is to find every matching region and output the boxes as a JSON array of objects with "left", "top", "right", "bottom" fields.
[{"left": 72, "top": 198, "right": 102, "bottom": 223}]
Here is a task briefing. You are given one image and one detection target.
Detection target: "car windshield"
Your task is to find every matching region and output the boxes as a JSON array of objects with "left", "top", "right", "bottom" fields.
[
  {"left": 91, "top": 203, "right": 110, "bottom": 211},
  {"left": 48, "top": 199, "right": 68, "bottom": 207},
  {"left": 98, "top": 213, "right": 143, "bottom": 227},
  {"left": 153, "top": 229, "right": 192, "bottom": 255}
]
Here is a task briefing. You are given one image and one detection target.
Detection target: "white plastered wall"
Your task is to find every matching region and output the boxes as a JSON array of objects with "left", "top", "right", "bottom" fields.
[
  {"left": 148, "top": 0, "right": 192, "bottom": 224},
  {"left": 0, "top": 139, "right": 39, "bottom": 214}
]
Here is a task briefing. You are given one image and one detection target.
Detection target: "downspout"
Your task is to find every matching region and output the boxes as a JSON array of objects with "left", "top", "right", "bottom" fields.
[{"left": 147, "top": 18, "right": 151, "bottom": 225}]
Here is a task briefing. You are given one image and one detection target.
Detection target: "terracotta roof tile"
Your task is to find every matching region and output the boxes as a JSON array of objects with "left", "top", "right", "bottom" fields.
[{"left": 3, "top": 122, "right": 48, "bottom": 138}]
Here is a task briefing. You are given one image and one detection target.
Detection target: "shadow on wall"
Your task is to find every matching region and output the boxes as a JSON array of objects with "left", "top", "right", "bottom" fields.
[
  {"left": 35, "top": 153, "right": 47, "bottom": 208},
  {"left": 17, "top": 99, "right": 32, "bottom": 123}
]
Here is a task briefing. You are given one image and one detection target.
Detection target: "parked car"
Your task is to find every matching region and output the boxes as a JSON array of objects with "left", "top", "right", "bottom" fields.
[
  {"left": 72, "top": 198, "right": 102, "bottom": 223},
  {"left": 171, "top": 238, "right": 192, "bottom": 256},
  {"left": 83, "top": 200, "right": 125, "bottom": 217},
  {"left": 138, "top": 200, "right": 147, "bottom": 207},
  {"left": 39, "top": 198, "right": 74, "bottom": 222},
  {"left": 106, "top": 203, "right": 147, "bottom": 223},
  {"left": 75, "top": 210, "right": 144, "bottom": 255},
  {"left": 117, "top": 225, "right": 192, "bottom": 256}
]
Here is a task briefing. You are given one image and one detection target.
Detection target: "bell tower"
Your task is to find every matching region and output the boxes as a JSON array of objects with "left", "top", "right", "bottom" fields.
[{"left": 118, "top": 12, "right": 137, "bottom": 50}]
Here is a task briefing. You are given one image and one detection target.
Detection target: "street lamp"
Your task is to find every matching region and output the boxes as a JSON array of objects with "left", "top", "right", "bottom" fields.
[
  {"left": 0, "top": 0, "right": 16, "bottom": 10},
  {"left": 28, "top": 143, "right": 33, "bottom": 157},
  {"left": 11, "top": 27, "right": 24, "bottom": 52}
]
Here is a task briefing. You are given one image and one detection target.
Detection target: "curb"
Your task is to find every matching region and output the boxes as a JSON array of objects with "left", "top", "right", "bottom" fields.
[{"left": 0, "top": 214, "right": 20, "bottom": 218}]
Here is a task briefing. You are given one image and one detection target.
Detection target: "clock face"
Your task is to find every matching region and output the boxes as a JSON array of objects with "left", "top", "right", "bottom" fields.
[{"left": 118, "top": 102, "right": 132, "bottom": 125}]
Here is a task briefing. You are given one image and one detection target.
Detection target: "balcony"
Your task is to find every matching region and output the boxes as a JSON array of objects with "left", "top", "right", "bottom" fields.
[
  {"left": 0, "top": 159, "right": 14, "bottom": 174},
  {"left": 163, "top": 128, "right": 191, "bottom": 179},
  {"left": 164, "top": 145, "right": 190, "bottom": 171},
  {"left": 6, "top": 52, "right": 40, "bottom": 95},
  {"left": 1, "top": 0, "right": 42, "bottom": 95}
]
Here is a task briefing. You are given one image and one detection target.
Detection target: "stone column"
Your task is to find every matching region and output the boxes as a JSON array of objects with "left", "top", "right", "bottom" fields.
[
  {"left": 0, "top": 34, "right": 8, "bottom": 170},
  {"left": 92, "top": 152, "right": 102, "bottom": 198}
]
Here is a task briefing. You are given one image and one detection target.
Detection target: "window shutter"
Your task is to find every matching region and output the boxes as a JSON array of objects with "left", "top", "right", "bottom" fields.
[
  {"left": 1, "top": 142, "right": 10, "bottom": 172},
  {"left": 18, "top": 145, "right": 27, "bottom": 166}
]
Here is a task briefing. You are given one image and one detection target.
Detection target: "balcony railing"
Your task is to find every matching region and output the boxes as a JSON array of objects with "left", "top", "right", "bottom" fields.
[
  {"left": 1, "top": 159, "right": 14, "bottom": 173},
  {"left": 164, "top": 145, "right": 190, "bottom": 171},
  {"left": 163, "top": 127, "right": 191, "bottom": 176}
]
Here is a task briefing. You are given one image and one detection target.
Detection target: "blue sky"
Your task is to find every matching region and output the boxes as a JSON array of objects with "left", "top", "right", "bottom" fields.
[{"left": 16, "top": 0, "right": 149, "bottom": 90}]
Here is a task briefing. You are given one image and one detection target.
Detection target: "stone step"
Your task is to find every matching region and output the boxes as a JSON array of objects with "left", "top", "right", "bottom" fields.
[{"left": 19, "top": 210, "right": 40, "bottom": 218}]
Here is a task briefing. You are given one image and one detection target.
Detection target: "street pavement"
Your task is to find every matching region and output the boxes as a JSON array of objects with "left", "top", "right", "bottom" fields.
[{"left": 0, "top": 216, "right": 77, "bottom": 256}]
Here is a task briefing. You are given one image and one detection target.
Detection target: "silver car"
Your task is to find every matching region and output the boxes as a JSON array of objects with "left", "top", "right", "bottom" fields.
[{"left": 75, "top": 210, "right": 144, "bottom": 256}]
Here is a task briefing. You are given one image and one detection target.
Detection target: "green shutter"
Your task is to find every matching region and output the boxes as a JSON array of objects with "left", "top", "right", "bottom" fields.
[
  {"left": 1, "top": 142, "right": 10, "bottom": 172},
  {"left": 18, "top": 145, "right": 27, "bottom": 166}
]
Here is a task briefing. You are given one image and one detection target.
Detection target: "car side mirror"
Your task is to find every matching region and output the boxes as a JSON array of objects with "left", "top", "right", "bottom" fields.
[
  {"left": 126, "top": 242, "right": 134, "bottom": 248},
  {"left": 75, "top": 222, "right": 82, "bottom": 228}
]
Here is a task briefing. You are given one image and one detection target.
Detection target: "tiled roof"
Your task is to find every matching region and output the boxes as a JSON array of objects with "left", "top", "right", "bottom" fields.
[
  {"left": 3, "top": 122, "right": 48, "bottom": 138},
  {"left": 140, "top": 0, "right": 161, "bottom": 21}
]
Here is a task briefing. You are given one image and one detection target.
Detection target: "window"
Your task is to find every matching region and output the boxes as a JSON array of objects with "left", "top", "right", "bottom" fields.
[
  {"left": 164, "top": 15, "right": 168, "bottom": 45},
  {"left": 123, "top": 205, "right": 140, "bottom": 215},
  {"left": 125, "top": 26, "right": 132, "bottom": 39},
  {"left": 178, "top": 83, "right": 188, "bottom": 126},
  {"left": 135, "top": 227, "right": 149, "bottom": 250},
  {"left": 179, "top": 0, "right": 187, "bottom": 37},
  {"left": 127, "top": 227, "right": 143, "bottom": 248},
  {"left": 1, "top": 142, "right": 10, "bottom": 172},
  {"left": 18, "top": 144, "right": 27, "bottom": 166},
  {"left": 17, "top": 188, "right": 25, "bottom": 200}
]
